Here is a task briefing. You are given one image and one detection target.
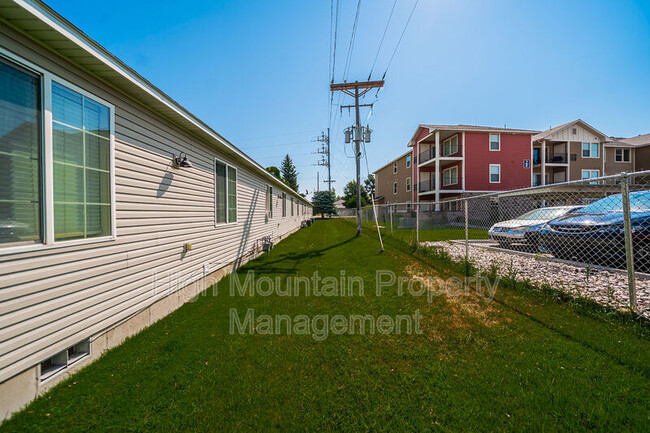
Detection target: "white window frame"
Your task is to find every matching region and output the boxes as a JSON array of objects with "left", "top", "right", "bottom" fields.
[
  {"left": 406, "top": 154, "right": 411, "bottom": 168},
  {"left": 406, "top": 177, "right": 411, "bottom": 192},
  {"left": 214, "top": 158, "right": 238, "bottom": 225},
  {"left": 582, "top": 142, "right": 599, "bottom": 158},
  {"left": 266, "top": 185, "right": 273, "bottom": 220},
  {"left": 39, "top": 338, "right": 91, "bottom": 383},
  {"left": 581, "top": 169, "right": 600, "bottom": 180},
  {"left": 392, "top": 181, "right": 398, "bottom": 194},
  {"left": 282, "top": 192, "right": 287, "bottom": 217},
  {"left": 443, "top": 166, "right": 458, "bottom": 186},
  {"left": 615, "top": 148, "right": 631, "bottom": 163},
  {"left": 0, "top": 48, "right": 116, "bottom": 255},
  {"left": 443, "top": 135, "right": 458, "bottom": 156},
  {"left": 489, "top": 133, "right": 500, "bottom": 151},
  {"left": 393, "top": 162, "right": 398, "bottom": 174},
  {"left": 489, "top": 164, "right": 501, "bottom": 183}
]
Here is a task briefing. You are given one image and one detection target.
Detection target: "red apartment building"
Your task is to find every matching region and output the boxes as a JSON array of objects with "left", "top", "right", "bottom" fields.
[
  {"left": 408, "top": 124, "right": 538, "bottom": 208},
  {"left": 375, "top": 119, "right": 643, "bottom": 210}
]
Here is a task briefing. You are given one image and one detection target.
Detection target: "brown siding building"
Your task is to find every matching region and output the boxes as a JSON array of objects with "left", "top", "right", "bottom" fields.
[{"left": 374, "top": 150, "right": 413, "bottom": 205}]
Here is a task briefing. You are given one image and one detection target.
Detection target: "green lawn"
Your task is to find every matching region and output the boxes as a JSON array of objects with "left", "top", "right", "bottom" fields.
[
  {"left": 3, "top": 219, "right": 649, "bottom": 431},
  {"left": 361, "top": 219, "right": 488, "bottom": 243}
]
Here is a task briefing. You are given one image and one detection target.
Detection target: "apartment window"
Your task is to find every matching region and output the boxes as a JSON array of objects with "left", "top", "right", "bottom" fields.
[
  {"left": 533, "top": 174, "right": 542, "bottom": 187},
  {"left": 282, "top": 192, "right": 287, "bottom": 217},
  {"left": 392, "top": 181, "right": 397, "bottom": 194},
  {"left": 267, "top": 185, "right": 273, "bottom": 219},
  {"left": 582, "top": 142, "right": 599, "bottom": 158},
  {"left": 215, "top": 160, "right": 237, "bottom": 224},
  {"left": 615, "top": 148, "right": 631, "bottom": 163},
  {"left": 1, "top": 54, "right": 115, "bottom": 249},
  {"left": 489, "top": 164, "right": 501, "bottom": 183},
  {"left": 0, "top": 58, "right": 42, "bottom": 245},
  {"left": 489, "top": 134, "right": 500, "bottom": 151},
  {"left": 443, "top": 135, "right": 458, "bottom": 156},
  {"left": 581, "top": 170, "right": 599, "bottom": 181},
  {"left": 393, "top": 162, "right": 397, "bottom": 174},
  {"left": 291, "top": 197, "right": 294, "bottom": 216},
  {"left": 443, "top": 166, "right": 458, "bottom": 186},
  {"left": 406, "top": 154, "right": 411, "bottom": 168},
  {"left": 406, "top": 177, "right": 411, "bottom": 191}
]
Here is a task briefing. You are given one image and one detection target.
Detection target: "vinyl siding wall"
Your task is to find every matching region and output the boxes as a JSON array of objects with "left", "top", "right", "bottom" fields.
[{"left": 0, "top": 22, "right": 310, "bottom": 385}]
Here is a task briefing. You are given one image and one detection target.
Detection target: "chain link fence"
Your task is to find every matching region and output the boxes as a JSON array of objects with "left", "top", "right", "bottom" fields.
[{"left": 361, "top": 171, "right": 650, "bottom": 317}]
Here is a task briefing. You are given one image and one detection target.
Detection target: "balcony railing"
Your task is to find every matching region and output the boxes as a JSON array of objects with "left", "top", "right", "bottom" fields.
[
  {"left": 418, "top": 179, "right": 434, "bottom": 193},
  {"left": 546, "top": 153, "right": 568, "bottom": 164},
  {"left": 534, "top": 153, "right": 569, "bottom": 165},
  {"left": 418, "top": 147, "right": 435, "bottom": 164}
]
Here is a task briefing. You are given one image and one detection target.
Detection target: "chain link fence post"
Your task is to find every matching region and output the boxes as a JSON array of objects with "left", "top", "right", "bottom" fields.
[
  {"left": 389, "top": 205, "right": 393, "bottom": 236},
  {"left": 620, "top": 172, "right": 637, "bottom": 309},
  {"left": 464, "top": 198, "right": 469, "bottom": 278},
  {"left": 416, "top": 202, "right": 420, "bottom": 245}
]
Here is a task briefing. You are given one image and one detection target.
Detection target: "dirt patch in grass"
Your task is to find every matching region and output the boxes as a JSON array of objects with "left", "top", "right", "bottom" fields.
[{"left": 401, "top": 257, "right": 501, "bottom": 329}]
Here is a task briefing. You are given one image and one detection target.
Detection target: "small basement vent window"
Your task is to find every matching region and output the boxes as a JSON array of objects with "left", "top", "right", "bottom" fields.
[{"left": 40, "top": 338, "right": 91, "bottom": 382}]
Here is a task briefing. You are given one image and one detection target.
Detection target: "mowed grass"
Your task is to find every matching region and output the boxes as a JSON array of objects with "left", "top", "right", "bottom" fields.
[
  {"left": 361, "top": 218, "right": 488, "bottom": 243},
  {"left": 3, "top": 219, "right": 649, "bottom": 431}
]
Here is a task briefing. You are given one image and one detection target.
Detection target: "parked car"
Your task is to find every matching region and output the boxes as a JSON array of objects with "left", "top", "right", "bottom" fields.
[
  {"left": 540, "top": 191, "right": 650, "bottom": 270},
  {"left": 488, "top": 206, "right": 584, "bottom": 249}
]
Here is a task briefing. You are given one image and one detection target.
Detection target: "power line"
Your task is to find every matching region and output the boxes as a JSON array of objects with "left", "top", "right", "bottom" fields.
[
  {"left": 381, "top": 0, "right": 419, "bottom": 81},
  {"left": 367, "top": 0, "right": 398, "bottom": 81},
  {"left": 342, "top": 0, "right": 362, "bottom": 81},
  {"left": 330, "top": 0, "right": 340, "bottom": 83}
]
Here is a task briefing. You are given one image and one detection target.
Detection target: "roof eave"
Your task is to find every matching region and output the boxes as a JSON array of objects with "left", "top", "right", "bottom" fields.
[{"left": 6, "top": 0, "right": 311, "bottom": 205}]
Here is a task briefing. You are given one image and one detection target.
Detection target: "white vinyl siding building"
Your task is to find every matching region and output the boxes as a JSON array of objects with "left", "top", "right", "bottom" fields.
[{"left": 0, "top": 1, "right": 311, "bottom": 419}]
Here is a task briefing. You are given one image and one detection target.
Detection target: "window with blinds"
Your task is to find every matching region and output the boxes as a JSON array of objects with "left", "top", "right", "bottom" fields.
[
  {"left": 0, "top": 59, "right": 42, "bottom": 245},
  {"left": 215, "top": 160, "right": 237, "bottom": 224},
  {"left": 52, "top": 82, "right": 111, "bottom": 241}
]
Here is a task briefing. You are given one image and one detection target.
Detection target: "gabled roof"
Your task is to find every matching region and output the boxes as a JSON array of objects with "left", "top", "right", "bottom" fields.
[
  {"left": 607, "top": 133, "right": 650, "bottom": 148},
  {"left": 420, "top": 124, "right": 539, "bottom": 134},
  {"left": 373, "top": 149, "right": 412, "bottom": 174},
  {"left": 407, "top": 123, "right": 538, "bottom": 147},
  {"left": 1, "top": 0, "right": 312, "bottom": 205},
  {"left": 532, "top": 119, "right": 607, "bottom": 143}
]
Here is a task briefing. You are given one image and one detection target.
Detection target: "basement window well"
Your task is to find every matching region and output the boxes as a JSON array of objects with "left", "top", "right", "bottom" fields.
[{"left": 40, "top": 338, "right": 91, "bottom": 382}]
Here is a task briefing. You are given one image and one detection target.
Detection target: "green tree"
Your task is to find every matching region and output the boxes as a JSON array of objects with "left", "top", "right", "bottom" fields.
[
  {"left": 342, "top": 180, "right": 370, "bottom": 209},
  {"left": 312, "top": 190, "right": 337, "bottom": 218},
  {"left": 364, "top": 174, "right": 375, "bottom": 198},
  {"left": 280, "top": 155, "right": 299, "bottom": 192},
  {"left": 266, "top": 166, "right": 281, "bottom": 179}
]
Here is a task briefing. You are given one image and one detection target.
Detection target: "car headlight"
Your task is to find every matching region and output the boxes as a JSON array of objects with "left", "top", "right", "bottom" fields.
[{"left": 511, "top": 226, "right": 530, "bottom": 233}]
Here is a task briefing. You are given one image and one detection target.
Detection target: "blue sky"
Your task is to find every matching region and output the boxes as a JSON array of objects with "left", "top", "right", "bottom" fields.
[{"left": 48, "top": 0, "right": 650, "bottom": 196}]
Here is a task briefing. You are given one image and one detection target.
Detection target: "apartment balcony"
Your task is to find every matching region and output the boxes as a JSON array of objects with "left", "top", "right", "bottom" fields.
[
  {"left": 533, "top": 153, "right": 569, "bottom": 165},
  {"left": 418, "top": 179, "right": 434, "bottom": 193},
  {"left": 418, "top": 147, "right": 436, "bottom": 164}
]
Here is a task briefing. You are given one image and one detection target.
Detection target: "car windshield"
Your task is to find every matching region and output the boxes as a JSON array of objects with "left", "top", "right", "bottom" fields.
[
  {"left": 517, "top": 207, "right": 572, "bottom": 220},
  {"left": 577, "top": 192, "right": 650, "bottom": 213}
]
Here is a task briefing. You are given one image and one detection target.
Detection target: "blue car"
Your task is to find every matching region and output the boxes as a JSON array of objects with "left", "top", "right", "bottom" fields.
[{"left": 540, "top": 191, "right": 650, "bottom": 270}]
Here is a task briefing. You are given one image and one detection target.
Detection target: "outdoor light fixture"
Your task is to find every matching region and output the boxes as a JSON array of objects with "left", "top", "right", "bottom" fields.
[{"left": 173, "top": 152, "right": 193, "bottom": 168}]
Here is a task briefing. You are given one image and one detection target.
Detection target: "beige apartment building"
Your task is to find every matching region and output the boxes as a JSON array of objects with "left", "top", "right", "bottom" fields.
[
  {"left": 374, "top": 150, "right": 413, "bottom": 206},
  {"left": 607, "top": 133, "right": 650, "bottom": 172}
]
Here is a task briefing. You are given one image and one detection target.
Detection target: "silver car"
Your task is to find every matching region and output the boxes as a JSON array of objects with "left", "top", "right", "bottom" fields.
[{"left": 489, "top": 206, "right": 584, "bottom": 249}]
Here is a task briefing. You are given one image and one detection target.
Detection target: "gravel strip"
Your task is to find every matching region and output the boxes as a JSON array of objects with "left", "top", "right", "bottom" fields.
[{"left": 422, "top": 240, "right": 650, "bottom": 319}]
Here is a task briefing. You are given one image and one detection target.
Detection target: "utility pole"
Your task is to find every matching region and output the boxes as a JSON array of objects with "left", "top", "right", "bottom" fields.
[
  {"left": 330, "top": 80, "right": 384, "bottom": 234},
  {"left": 316, "top": 130, "right": 335, "bottom": 192},
  {"left": 316, "top": 171, "right": 320, "bottom": 192}
]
